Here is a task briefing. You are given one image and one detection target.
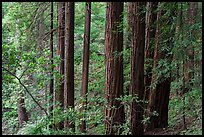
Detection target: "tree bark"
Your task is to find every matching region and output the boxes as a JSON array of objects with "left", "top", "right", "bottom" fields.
[
  {"left": 49, "top": 2, "right": 54, "bottom": 127},
  {"left": 54, "top": 2, "right": 65, "bottom": 130},
  {"left": 104, "top": 2, "right": 125, "bottom": 135},
  {"left": 145, "top": 3, "right": 161, "bottom": 131},
  {"left": 129, "top": 2, "right": 146, "bottom": 135},
  {"left": 143, "top": 2, "right": 157, "bottom": 105},
  {"left": 146, "top": 2, "right": 177, "bottom": 131},
  {"left": 80, "top": 2, "right": 91, "bottom": 133},
  {"left": 64, "top": 2, "right": 75, "bottom": 131}
]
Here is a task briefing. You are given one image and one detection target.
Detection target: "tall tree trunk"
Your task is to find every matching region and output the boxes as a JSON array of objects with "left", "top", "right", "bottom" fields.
[
  {"left": 143, "top": 2, "right": 157, "bottom": 132},
  {"left": 146, "top": 2, "right": 177, "bottom": 131},
  {"left": 143, "top": 2, "right": 157, "bottom": 105},
  {"left": 146, "top": 2, "right": 161, "bottom": 131},
  {"left": 64, "top": 2, "right": 75, "bottom": 131},
  {"left": 54, "top": 2, "right": 65, "bottom": 130},
  {"left": 80, "top": 2, "right": 91, "bottom": 133},
  {"left": 104, "top": 2, "right": 125, "bottom": 135},
  {"left": 49, "top": 2, "right": 54, "bottom": 127},
  {"left": 129, "top": 2, "right": 146, "bottom": 135}
]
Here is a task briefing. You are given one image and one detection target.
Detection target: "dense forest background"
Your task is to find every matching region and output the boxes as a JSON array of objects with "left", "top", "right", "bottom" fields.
[{"left": 2, "top": 2, "right": 202, "bottom": 135}]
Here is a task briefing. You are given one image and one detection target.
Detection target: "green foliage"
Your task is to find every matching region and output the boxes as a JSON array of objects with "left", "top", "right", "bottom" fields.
[
  {"left": 2, "top": 111, "right": 19, "bottom": 135},
  {"left": 2, "top": 2, "right": 202, "bottom": 135},
  {"left": 115, "top": 94, "right": 148, "bottom": 135},
  {"left": 168, "top": 87, "right": 202, "bottom": 135}
]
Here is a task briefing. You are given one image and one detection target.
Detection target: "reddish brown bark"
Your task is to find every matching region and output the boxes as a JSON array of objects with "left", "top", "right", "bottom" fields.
[
  {"left": 129, "top": 2, "right": 146, "bottom": 135},
  {"left": 80, "top": 2, "right": 91, "bottom": 133},
  {"left": 146, "top": 5, "right": 161, "bottom": 131},
  {"left": 104, "top": 2, "right": 125, "bottom": 135},
  {"left": 146, "top": 2, "right": 177, "bottom": 131},
  {"left": 143, "top": 2, "right": 157, "bottom": 104},
  {"left": 54, "top": 2, "right": 65, "bottom": 130},
  {"left": 64, "top": 2, "right": 75, "bottom": 131},
  {"left": 49, "top": 1, "right": 54, "bottom": 118}
]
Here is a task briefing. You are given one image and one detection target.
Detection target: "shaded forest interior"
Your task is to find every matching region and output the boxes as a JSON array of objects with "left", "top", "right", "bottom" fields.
[{"left": 2, "top": 2, "right": 202, "bottom": 135}]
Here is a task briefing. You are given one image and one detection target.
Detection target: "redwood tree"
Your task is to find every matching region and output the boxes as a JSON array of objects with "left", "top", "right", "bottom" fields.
[
  {"left": 80, "top": 2, "right": 91, "bottom": 133},
  {"left": 146, "top": 2, "right": 177, "bottom": 131},
  {"left": 104, "top": 2, "right": 125, "bottom": 135},
  {"left": 143, "top": 2, "right": 157, "bottom": 105},
  {"left": 129, "top": 2, "right": 146, "bottom": 135},
  {"left": 54, "top": 2, "right": 65, "bottom": 130},
  {"left": 64, "top": 2, "right": 75, "bottom": 131},
  {"left": 49, "top": 1, "right": 54, "bottom": 119}
]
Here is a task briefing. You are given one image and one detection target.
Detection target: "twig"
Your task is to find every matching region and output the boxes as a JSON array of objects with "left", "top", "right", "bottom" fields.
[{"left": 2, "top": 66, "right": 48, "bottom": 116}]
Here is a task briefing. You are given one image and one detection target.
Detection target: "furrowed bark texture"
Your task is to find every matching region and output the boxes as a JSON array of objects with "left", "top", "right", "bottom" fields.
[
  {"left": 146, "top": 2, "right": 177, "bottom": 131},
  {"left": 54, "top": 2, "right": 65, "bottom": 130},
  {"left": 143, "top": 2, "right": 157, "bottom": 105},
  {"left": 49, "top": 1, "right": 54, "bottom": 118},
  {"left": 80, "top": 2, "right": 91, "bottom": 133},
  {"left": 64, "top": 2, "right": 75, "bottom": 131},
  {"left": 104, "top": 2, "right": 125, "bottom": 135},
  {"left": 129, "top": 2, "right": 146, "bottom": 135}
]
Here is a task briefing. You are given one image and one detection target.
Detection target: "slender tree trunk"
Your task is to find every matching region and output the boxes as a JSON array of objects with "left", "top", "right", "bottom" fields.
[
  {"left": 80, "top": 2, "right": 91, "bottom": 133},
  {"left": 146, "top": 3, "right": 161, "bottom": 131},
  {"left": 104, "top": 2, "right": 125, "bottom": 135},
  {"left": 143, "top": 2, "right": 157, "bottom": 104},
  {"left": 129, "top": 2, "right": 146, "bottom": 135},
  {"left": 54, "top": 2, "right": 65, "bottom": 130},
  {"left": 143, "top": 2, "right": 157, "bottom": 132},
  {"left": 49, "top": 2, "right": 54, "bottom": 127},
  {"left": 64, "top": 2, "right": 75, "bottom": 131}
]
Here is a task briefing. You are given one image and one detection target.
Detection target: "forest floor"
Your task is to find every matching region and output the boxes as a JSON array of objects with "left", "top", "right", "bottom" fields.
[
  {"left": 144, "top": 118, "right": 192, "bottom": 135},
  {"left": 144, "top": 113, "right": 202, "bottom": 135},
  {"left": 2, "top": 91, "right": 202, "bottom": 135},
  {"left": 145, "top": 92, "right": 202, "bottom": 135}
]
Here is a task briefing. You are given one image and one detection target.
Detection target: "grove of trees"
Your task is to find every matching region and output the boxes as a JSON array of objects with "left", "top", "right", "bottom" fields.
[{"left": 2, "top": 2, "right": 202, "bottom": 135}]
